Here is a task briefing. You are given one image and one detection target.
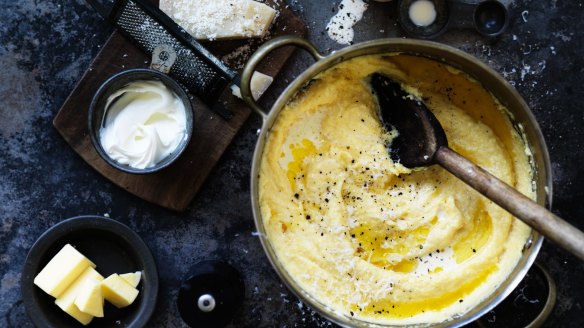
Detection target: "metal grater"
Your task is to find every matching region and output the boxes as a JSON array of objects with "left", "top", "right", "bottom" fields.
[{"left": 86, "top": 0, "right": 241, "bottom": 119}]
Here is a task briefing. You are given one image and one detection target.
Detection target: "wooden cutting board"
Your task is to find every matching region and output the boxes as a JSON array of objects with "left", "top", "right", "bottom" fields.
[{"left": 53, "top": 2, "right": 306, "bottom": 211}]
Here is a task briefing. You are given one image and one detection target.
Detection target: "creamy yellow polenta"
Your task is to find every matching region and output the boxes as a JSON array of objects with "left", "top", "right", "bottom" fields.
[{"left": 258, "top": 54, "right": 534, "bottom": 325}]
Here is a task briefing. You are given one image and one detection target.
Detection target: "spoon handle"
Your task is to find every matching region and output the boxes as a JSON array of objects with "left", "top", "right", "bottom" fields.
[{"left": 435, "top": 146, "right": 584, "bottom": 261}]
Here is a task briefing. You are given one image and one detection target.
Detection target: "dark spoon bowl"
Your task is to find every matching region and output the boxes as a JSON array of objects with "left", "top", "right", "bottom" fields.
[{"left": 371, "top": 71, "right": 584, "bottom": 262}]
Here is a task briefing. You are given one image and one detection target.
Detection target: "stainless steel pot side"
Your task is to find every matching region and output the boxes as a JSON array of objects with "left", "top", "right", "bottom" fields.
[{"left": 241, "top": 36, "right": 552, "bottom": 328}]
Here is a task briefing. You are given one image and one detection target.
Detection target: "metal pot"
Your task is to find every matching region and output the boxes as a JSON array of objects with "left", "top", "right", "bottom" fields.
[{"left": 241, "top": 36, "right": 552, "bottom": 327}]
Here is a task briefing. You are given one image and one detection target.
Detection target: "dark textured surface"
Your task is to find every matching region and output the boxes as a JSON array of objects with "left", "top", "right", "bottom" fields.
[{"left": 1, "top": 1, "right": 583, "bottom": 327}]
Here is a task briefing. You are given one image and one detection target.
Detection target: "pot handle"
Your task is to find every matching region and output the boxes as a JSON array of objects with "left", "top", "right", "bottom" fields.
[
  {"left": 475, "top": 261, "right": 556, "bottom": 328},
  {"left": 241, "top": 36, "right": 326, "bottom": 119},
  {"left": 524, "top": 262, "right": 556, "bottom": 328}
]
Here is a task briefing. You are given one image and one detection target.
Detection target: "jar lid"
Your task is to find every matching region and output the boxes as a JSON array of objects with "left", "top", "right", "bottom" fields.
[{"left": 177, "top": 260, "right": 245, "bottom": 328}]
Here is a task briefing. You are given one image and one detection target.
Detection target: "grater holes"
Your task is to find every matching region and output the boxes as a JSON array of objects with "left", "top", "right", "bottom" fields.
[{"left": 116, "top": 0, "right": 223, "bottom": 97}]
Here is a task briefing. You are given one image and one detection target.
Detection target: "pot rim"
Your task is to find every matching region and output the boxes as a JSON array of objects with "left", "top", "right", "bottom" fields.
[{"left": 249, "top": 38, "right": 552, "bottom": 327}]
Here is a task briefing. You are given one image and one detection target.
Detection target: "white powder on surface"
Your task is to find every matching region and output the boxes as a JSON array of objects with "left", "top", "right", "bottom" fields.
[{"left": 326, "top": 0, "right": 368, "bottom": 45}]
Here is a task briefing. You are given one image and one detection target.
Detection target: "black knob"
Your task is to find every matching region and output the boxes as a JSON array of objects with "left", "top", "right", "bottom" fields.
[{"left": 177, "top": 260, "right": 245, "bottom": 328}]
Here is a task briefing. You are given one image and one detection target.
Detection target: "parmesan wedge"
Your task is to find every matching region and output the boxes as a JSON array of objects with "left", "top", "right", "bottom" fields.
[
  {"left": 231, "top": 71, "right": 274, "bottom": 100},
  {"left": 160, "top": 0, "right": 277, "bottom": 40}
]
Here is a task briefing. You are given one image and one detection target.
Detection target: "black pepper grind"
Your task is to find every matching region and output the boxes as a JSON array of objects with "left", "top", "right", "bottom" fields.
[{"left": 177, "top": 260, "right": 245, "bottom": 328}]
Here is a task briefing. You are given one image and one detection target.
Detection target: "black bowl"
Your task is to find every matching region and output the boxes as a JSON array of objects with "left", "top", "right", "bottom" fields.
[
  {"left": 21, "top": 216, "right": 159, "bottom": 328},
  {"left": 88, "top": 69, "right": 194, "bottom": 174},
  {"left": 398, "top": 0, "right": 450, "bottom": 39},
  {"left": 474, "top": 0, "right": 509, "bottom": 37}
]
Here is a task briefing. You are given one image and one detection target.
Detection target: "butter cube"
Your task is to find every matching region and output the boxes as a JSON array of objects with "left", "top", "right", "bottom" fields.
[
  {"left": 119, "top": 271, "right": 142, "bottom": 288},
  {"left": 34, "top": 244, "right": 96, "bottom": 298},
  {"left": 74, "top": 277, "right": 104, "bottom": 317},
  {"left": 101, "top": 274, "right": 139, "bottom": 308},
  {"left": 55, "top": 267, "right": 104, "bottom": 325}
]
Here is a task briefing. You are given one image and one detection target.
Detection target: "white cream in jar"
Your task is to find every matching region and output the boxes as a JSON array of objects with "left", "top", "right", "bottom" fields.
[
  {"left": 99, "top": 80, "right": 187, "bottom": 169},
  {"left": 409, "top": 0, "right": 437, "bottom": 27}
]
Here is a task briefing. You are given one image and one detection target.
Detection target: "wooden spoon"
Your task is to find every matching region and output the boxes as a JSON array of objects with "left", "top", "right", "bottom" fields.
[{"left": 370, "top": 72, "right": 584, "bottom": 261}]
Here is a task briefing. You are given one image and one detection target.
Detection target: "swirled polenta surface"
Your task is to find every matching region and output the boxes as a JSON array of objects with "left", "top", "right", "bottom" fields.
[{"left": 258, "top": 54, "right": 534, "bottom": 325}]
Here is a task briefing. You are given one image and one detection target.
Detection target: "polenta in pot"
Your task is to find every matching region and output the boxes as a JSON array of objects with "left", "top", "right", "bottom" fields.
[{"left": 258, "top": 54, "right": 534, "bottom": 325}]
